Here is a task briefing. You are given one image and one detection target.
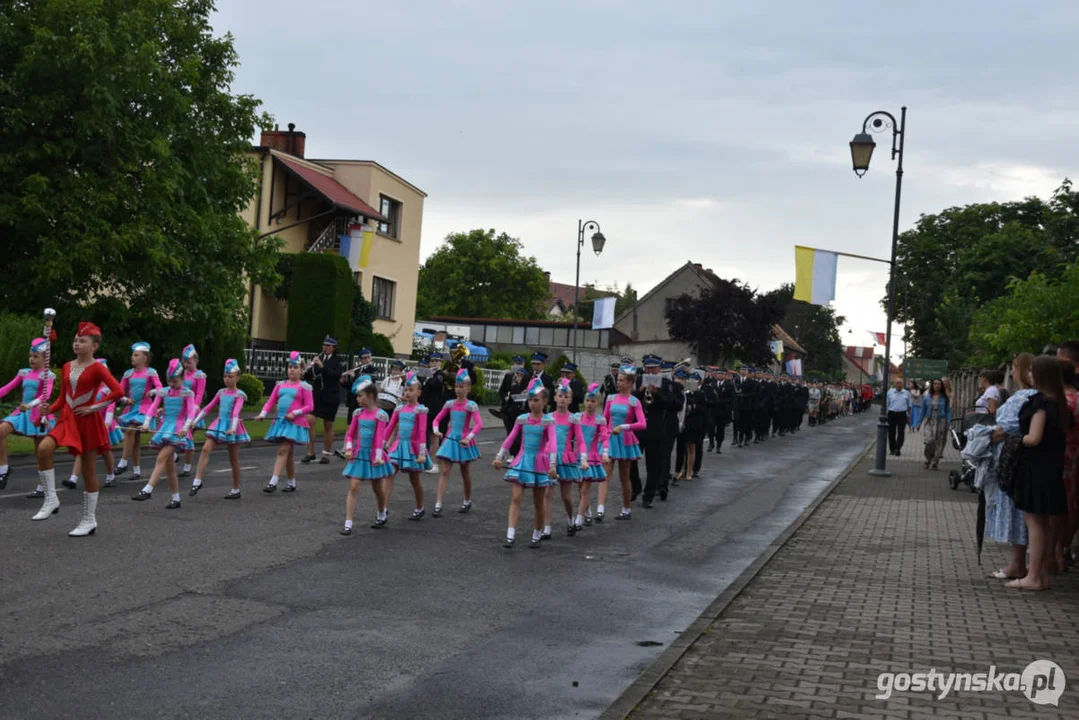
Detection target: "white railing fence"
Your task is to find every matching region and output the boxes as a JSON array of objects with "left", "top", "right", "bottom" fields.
[{"left": 243, "top": 349, "right": 508, "bottom": 392}]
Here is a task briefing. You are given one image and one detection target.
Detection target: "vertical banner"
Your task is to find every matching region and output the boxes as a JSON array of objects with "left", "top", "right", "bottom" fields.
[{"left": 592, "top": 296, "right": 616, "bottom": 329}]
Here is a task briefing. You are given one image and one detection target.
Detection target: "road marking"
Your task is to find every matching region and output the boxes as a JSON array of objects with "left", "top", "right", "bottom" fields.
[{"left": 214, "top": 466, "right": 259, "bottom": 473}]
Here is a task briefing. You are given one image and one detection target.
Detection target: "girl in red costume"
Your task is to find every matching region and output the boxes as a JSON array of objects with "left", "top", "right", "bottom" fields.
[{"left": 33, "top": 322, "right": 124, "bottom": 537}]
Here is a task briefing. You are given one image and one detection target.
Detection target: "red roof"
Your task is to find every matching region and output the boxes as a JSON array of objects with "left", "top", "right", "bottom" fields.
[{"left": 274, "top": 154, "right": 386, "bottom": 221}]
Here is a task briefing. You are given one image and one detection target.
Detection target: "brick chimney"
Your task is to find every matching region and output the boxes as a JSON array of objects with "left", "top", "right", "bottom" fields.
[{"left": 259, "top": 122, "right": 306, "bottom": 157}]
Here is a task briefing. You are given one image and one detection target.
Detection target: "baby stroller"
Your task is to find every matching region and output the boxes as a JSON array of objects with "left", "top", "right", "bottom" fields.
[{"left": 948, "top": 407, "right": 991, "bottom": 493}]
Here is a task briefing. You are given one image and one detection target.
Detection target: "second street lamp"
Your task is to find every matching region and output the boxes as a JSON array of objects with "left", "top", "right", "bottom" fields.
[
  {"left": 850, "top": 107, "right": 907, "bottom": 477},
  {"left": 573, "top": 220, "right": 605, "bottom": 365}
]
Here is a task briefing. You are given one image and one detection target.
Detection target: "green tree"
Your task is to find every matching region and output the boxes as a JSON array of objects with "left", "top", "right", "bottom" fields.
[
  {"left": 968, "top": 259, "right": 1079, "bottom": 366},
  {"left": 416, "top": 229, "right": 549, "bottom": 319},
  {"left": 0, "top": 0, "right": 279, "bottom": 343},
  {"left": 760, "top": 283, "right": 845, "bottom": 376},
  {"left": 666, "top": 278, "right": 782, "bottom": 365},
  {"left": 892, "top": 180, "right": 1079, "bottom": 365}
]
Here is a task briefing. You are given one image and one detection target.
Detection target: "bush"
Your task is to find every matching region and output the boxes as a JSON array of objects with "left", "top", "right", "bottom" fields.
[
  {"left": 285, "top": 253, "right": 353, "bottom": 352},
  {"left": 468, "top": 366, "right": 487, "bottom": 404},
  {"left": 350, "top": 327, "right": 396, "bottom": 357},
  {"left": 489, "top": 350, "right": 516, "bottom": 366},
  {"left": 484, "top": 358, "right": 510, "bottom": 370},
  {"left": 237, "top": 373, "right": 265, "bottom": 408},
  {"left": 0, "top": 312, "right": 42, "bottom": 386}
]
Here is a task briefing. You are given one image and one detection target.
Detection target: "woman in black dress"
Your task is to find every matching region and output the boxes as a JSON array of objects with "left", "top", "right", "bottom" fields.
[{"left": 1007, "top": 355, "right": 1070, "bottom": 591}]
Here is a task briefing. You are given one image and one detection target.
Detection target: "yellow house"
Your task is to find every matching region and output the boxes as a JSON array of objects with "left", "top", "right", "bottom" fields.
[{"left": 241, "top": 124, "right": 427, "bottom": 356}]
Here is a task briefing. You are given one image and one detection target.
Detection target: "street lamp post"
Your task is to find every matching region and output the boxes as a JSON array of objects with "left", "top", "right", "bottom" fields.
[
  {"left": 573, "top": 219, "right": 606, "bottom": 365},
  {"left": 850, "top": 107, "right": 906, "bottom": 477}
]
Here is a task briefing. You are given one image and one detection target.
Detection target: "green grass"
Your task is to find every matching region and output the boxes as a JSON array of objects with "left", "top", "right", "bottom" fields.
[{"left": 4, "top": 417, "right": 352, "bottom": 457}]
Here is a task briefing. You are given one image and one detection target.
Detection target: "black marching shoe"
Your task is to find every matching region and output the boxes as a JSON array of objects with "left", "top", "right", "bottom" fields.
[
  {"left": 594, "top": 511, "right": 604, "bottom": 523},
  {"left": 567, "top": 524, "right": 577, "bottom": 537},
  {"left": 659, "top": 491, "right": 668, "bottom": 502},
  {"left": 503, "top": 537, "right": 515, "bottom": 548},
  {"left": 166, "top": 499, "right": 181, "bottom": 510},
  {"left": 189, "top": 483, "right": 202, "bottom": 497},
  {"left": 458, "top": 502, "right": 472, "bottom": 514},
  {"left": 642, "top": 499, "right": 654, "bottom": 509},
  {"left": 115, "top": 465, "right": 128, "bottom": 476},
  {"left": 432, "top": 506, "right": 442, "bottom": 518},
  {"left": 282, "top": 484, "right": 297, "bottom": 493},
  {"left": 333, "top": 448, "right": 347, "bottom": 460},
  {"left": 615, "top": 510, "right": 632, "bottom": 521},
  {"left": 409, "top": 509, "right": 426, "bottom": 521},
  {"left": 340, "top": 525, "right": 353, "bottom": 536},
  {"left": 529, "top": 537, "right": 542, "bottom": 549},
  {"left": 62, "top": 477, "right": 77, "bottom": 489},
  {"left": 179, "top": 468, "right": 191, "bottom": 478},
  {"left": 26, "top": 489, "right": 44, "bottom": 499},
  {"left": 370, "top": 517, "right": 387, "bottom": 529},
  {"left": 103, "top": 477, "right": 116, "bottom": 488},
  {"left": 263, "top": 483, "right": 277, "bottom": 494},
  {"left": 131, "top": 472, "right": 142, "bottom": 482},
  {"left": 224, "top": 490, "right": 241, "bottom": 500},
  {"left": 541, "top": 531, "right": 552, "bottom": 540},
  {"left": 300, "top": 454, "right": 316, "bottom": 464},
  {"left": 574, "top": 523, "right": 584, "bottom": 534},
  {"left": 131, "top": 490, "right": 152, "bottom": 501},
  {"left": 584, "top": 515, "right": 593, "bottom": 526},
  {"left": 1, "top": 469, "right": 11, "bottom": 490}
]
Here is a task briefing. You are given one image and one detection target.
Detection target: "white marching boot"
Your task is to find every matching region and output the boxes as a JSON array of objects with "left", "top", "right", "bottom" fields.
[
  {"left": 31, "top": 469, "right": 60, "bottom": 521},
  {"left": 68, "top": 491, "right": 98, "bottom": 537}
]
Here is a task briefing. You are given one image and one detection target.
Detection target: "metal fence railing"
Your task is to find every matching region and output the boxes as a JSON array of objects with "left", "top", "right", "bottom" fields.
[{"left": 243, "top": 349, "right": 508, "bottom": 392}]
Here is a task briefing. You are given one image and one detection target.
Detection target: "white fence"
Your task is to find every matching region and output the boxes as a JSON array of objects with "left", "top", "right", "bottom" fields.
[{"left": 244, "top": 349, "right": 508, "bottom": 392}]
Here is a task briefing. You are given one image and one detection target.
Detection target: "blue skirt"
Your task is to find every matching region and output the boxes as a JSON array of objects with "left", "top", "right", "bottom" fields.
[
  {"left": 608, "top": 434, "right": 642, "bottom": 460},
  {"left": 582, "top": 463, "right": 607, "bottom": 481},
  {"left": 206, "top": 418, "right": 251, "bottom": 445},
  {"left": 984, "top": 482, "right": 1028, "bottom": 546},
  {"left": 150, "top": 430, "right": 193, "bottom": 451},
  {"left": 436, "top": 437, "right": 481, "bottom": 464},
  {"left": 505, "top": 450, "right": 554, "bottom": 488},
  {"left": 265, "top": 419, "right": 309, "bottom": 445},
  {"left": 3, "top": 411, "right": 55, "bottom": 437},
  {"left": 119, "top": 409, "right": 157, "bottom": 432},
  {"left": 391, "top": 444, "right": 433, "bottom": 472},
  {"left": 911, "top": 405, "right": 922, "bottom": 428},
  {"left": 556, "top": 462, "right": 583, "bottom": 483},
  {"left": 343, "top": 456, "right": 394, "bottom": 480},
  {"left": 107, "top": 427, "right": 124, "bottom": 446}
]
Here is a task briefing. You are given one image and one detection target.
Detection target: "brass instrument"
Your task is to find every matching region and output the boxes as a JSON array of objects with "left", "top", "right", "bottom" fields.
[{"left": 442, "top": 343, "right": 470, "bottom": 393}]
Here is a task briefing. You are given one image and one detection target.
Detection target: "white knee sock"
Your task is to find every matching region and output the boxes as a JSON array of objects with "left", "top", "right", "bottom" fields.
[
  {"left": 344, "top": 519, "right": 353, "bottom": 529},
  {"left": 117, "top": 459, "right": 127, "bottom": 469},
  {"left": 543, "top": 524, "right": 551, "bottom": 535},
  {"left": 597, "top": 504, "right": 605, "bottom": 514},
  {"left": 268, "top": 475, "right": 279, "bottom": 486},
  {"left": 170, "top": 493, "right": 180, "bottom": 502},
  {"left": 141, "top": 484, "right": 153, "bottom": 494},
  {"left": 192, "top": 477, "right": 202, "bottom": 487},
  {"left": 287, "top": 478, "right": 296, "bottom": 488},
  {"left": 575, "top": 514, "right": 584, "bottom": 526}
]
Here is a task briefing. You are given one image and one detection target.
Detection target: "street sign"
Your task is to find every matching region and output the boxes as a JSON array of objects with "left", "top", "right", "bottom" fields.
[{"left": 903, "top": 358, "right": 948, "bottom": 379}]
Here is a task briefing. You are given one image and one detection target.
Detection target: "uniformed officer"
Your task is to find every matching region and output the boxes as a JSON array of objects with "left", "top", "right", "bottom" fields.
[
  {"left": 713, "top": 368, "right": 735, "bottom": 453},
  {"left": 528, "top": 351, "right": 556, "bottom": 413},
  {"left": 674, "top": 369, "right": 706, "bottom": 481},
  {"left": 701, "top": 368, "right": 719, "bottom": 452},
  {"left": 558, "top": 362, "right": 586, "bottom": 413},
  {"left": 660, "top": 360, "right": 684, "bottom": 497},
  {"left": 629, "top": 354, "right": 677, "bottom": 507},
  {"left": 734, "top": 366, "right": 756, "bottom": 447}
]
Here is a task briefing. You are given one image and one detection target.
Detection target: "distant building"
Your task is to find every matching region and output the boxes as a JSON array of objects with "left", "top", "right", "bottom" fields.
[{"left": 242, "top": 124, "right": 426, "bottom": 356}]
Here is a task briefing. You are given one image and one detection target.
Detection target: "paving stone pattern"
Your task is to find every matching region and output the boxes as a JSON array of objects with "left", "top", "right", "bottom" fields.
[{"left": 630, "top": 424, "right": 1079, "bottom": 719}]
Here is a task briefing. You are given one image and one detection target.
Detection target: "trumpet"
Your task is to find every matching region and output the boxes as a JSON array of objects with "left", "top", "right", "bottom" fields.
[{"left": 442, "top": 343, "right": 470, "bottom": 393}]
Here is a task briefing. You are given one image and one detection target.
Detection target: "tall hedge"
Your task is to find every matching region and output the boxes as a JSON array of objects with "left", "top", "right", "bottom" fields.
[{"left": 285, "top": 253, "right": 353, "bottom": 352}]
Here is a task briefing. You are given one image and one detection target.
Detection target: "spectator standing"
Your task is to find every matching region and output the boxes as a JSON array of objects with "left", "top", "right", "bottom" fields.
[{"left": 886, "top": 379, "right": 911, "bottom": 456}]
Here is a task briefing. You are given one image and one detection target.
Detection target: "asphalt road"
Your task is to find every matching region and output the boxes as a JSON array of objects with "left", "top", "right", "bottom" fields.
[{"left": 0, "top": 413, "right": 875, "bottom": 720}]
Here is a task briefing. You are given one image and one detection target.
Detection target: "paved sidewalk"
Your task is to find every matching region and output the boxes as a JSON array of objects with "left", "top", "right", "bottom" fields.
[{"left": 622, "top": 424, "right": 1079, "bottom": 719}]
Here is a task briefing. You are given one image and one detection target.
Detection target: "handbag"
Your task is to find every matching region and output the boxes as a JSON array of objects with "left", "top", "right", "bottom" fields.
[{"left": 996, "top": 435, "right": 1022, "bottom": 496}]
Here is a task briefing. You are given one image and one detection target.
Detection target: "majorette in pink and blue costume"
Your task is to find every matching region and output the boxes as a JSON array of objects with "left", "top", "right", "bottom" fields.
[
  {"left": 385, "top": 371, "right": 432, "bottom": 472},
  {"left": 603, "top": 364, "right": 646, "bottom": 460},
  {"left": 93, "top": 359, "right": 124, "bottom": 446},
  {"left": 119, "top": 342, "right": 161, "bottom": 430},
  {"left": 433, "top": 369, "right": 483, "bottom": 464},
  {"left": 145, "top": 359, "right": 198, "bottom": 451},
  {"left": 181, "top": 344, "right": 207, "bottom": 430},
  {"left": 496, "top": 377, "right": 557, "bottom": 488},
  {"left": 342, "top": 375, "right": 394, "bottom": 480},
  {"left": 193, "top": 358, "right": 251, "bottom": 444},
  {"left": 550, "top": 378, "right": 586, "bottom": 483},
  {"left": 579, "top": 383, "right": 610, "bottom": 481},
  {"left": 0, "top": 337, "right": 56, "bottom": 437},
  {"left": 260, "top": 351, "right": 314, "bottom": 445}
]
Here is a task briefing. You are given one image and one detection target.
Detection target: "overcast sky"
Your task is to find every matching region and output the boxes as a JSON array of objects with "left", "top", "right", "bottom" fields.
[{"left": 214, "top": 0, "right": 1078, "bottom": 357}]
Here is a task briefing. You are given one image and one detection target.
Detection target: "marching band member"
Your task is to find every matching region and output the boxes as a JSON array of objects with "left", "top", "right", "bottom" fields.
[
  {"left": 116, "top": 342, "right": 160, "bottom": 481},
  {"left": 385, "top": 371, "right": 431, "bottom": 521},
  {"left": 302, "top": 335, "right": 344, "bottom": 465},
  {"left": 179, "top": 344, "right": 207, "bottom": 477},
  {"left": 340, "top": 375, "right": 393, "bottom": 534},
  {"left": 604, "top": 363, "right": 647, "bottom": 521},
  {"left": 577, "top": 383, "right": 609, "bottom": 529},
  {"left": 0, "top": 337, "right": 55, "bottom": 492},
  {"left": 493, "top": 378, "right": 556, "bottom": 549},
  {"left": 131, "top": 359, "right": 198, "bottom": 509},
  {"left": 255, "top": 351, "right": 314, "bottom": 494},
  {"left": 190, "top": 358, "right": 250, "bottom": 499},
  {"left": 549, "top": 378, "right": 588, "bottom": 538},
  {"left": 33, "top": 322, "right": 124, "bottom": 536},
  {"left": 432, "top": 369, "right": 483, "bottom": 516},
  {"left": 66, "top": 359, "right": 121, "bottom": 490}
]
